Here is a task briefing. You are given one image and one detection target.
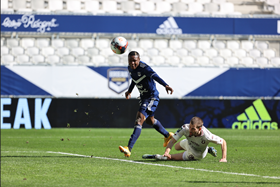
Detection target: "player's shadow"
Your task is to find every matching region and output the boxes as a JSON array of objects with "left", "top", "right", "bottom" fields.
[{"left": 186, "top": 181, "right": 280, "bottom": 185}]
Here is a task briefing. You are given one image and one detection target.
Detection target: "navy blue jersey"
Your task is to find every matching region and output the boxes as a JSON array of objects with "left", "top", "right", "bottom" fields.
[{"left": 128, "top": 61, "right": 167, "bottom": 99}]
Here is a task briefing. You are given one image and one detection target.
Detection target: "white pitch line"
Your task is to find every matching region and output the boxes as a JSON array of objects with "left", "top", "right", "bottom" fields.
[{"left": 46, "top": 151, "right": 280, "bottom": 180}]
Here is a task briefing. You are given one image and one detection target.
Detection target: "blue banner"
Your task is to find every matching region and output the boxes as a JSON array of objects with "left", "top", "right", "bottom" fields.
[{"left": 1, "top": 14, "right": 279, "bottom": 35}]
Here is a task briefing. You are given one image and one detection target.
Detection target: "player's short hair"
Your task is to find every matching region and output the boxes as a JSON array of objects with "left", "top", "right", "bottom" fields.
[
  {"left": 128, "top": 51, "right": 140, "bottom": 57},
  {"left": 190, "top": 117, "right": 203, "bottom": 128}
]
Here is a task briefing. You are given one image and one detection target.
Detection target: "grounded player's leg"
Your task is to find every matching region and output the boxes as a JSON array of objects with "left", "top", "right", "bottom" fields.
[
  {"left": 175, "top": 141, "right": 185, "bottom": 151},
  {"left": 168, "top": 153, "right": 184, "bottom": 161}
]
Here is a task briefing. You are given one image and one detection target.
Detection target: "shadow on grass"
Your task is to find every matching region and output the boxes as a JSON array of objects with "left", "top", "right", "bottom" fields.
[{"left": 186, "top": 181, "right": 280, "bottom": 184}]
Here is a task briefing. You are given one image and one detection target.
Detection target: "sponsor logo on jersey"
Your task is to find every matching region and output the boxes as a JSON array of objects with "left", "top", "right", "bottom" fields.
[
  {"left": 107, "top": 68, "right": 130, "bottom": 94},
  {"left": 156, "top": 17, "right": 182, "bottom": 35},
  {"left": 232, "top": 99, "right": 278, "bottom": 130}
]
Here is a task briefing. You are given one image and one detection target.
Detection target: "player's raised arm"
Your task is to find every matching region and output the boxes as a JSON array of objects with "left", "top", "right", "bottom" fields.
[{"left": 219, "top": 139, "right": 227, "bottom": 162}]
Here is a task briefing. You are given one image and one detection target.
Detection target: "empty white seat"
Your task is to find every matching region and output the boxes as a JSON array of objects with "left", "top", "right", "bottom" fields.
[
  {"left": 67, "top": 0, "right": 86, "bottom": 13},
  {"left": 151, "top": 56, "right": 165, "bottom": 66},
  {"left": 31, "top": 55, "right": 45, "bottom": 65},
  {"left": 233, "top": 49, "right": 247, "bottom": 58},
  {"left": 71, "top": 47, "right": 85, "bottom": 57},
  {"left": 11, "top": 47, "right": 24, "bottom": 56},
  {"left": 176, "top": 48, "right": 188, "bottom": 57},
  {"left": 121, "top": 1, "right": 135, "bottom": 13},
  {"left": 160, "top": 48, "right": 174, "bottom": 57},
  {"left": 56, "top": 47, "right": 70, "bottom": 56},
  {"left": 197, "top": 0, "right": 211, "bottom": 3},
  {"left": 167, "top": 56, "right": 181, "bottom": 66},
  {"left": 92, "top": 55, "right": 106, "bottom": 65},
  {"left": 169, "top": 40, "right": 183, "bottom": 50},
  {"left": 212, "top": 0, "right": 226, "bottom": 3},
  {"left": 154, "top": 39, "right": 168, "bottom": 49},
  {"left": 16, "top": 55, "right": 31, "bottom": 64},
  {"left": 48, "top": 0, "right": 64, "bottom": 12},
  {"left": 65, "top": 39, "right": 79, "bottom": 48},
  {"left": 255, "top": 41, "right": 269, "bottom": 51},
  {"left": 266, "top": 0, "right": 280, "bottom": 5},
  {"left": 1, "top": 38, "right": 4, "bottom": 46},
  {"left": 26, "top": 47, "right": 40, "bottom": 56},
  {"left": 190, "top": 49, "right": 203, "bottom": 57},
  {"left": 13, "top": 0, "right": 32, "bottom": 12},
  {"left": 139, "top": 39, "right": 153, "bottom": 49},
  {"left": 155, "top": 2, "right": 171, "bottom": 13},
  {"left": 212, "top": 56, "right": 225, "bottom": 65},
  {"left": 80, "top": 39, "right": 95, "bottom": 49},
  {"left": 100, "top": 48, "right": 114, "bottom": 57},
  {"left": 198, "top": 40, "right": 211, "bottom": 50},
  {"left": 219, "top": 49, "right": 232, "bottom": 58},
  {"left": 140, "top": 1, "right": 155, "bottom": 13},
  {"left": 62, "top": 55, "right": 77, "bottom": 65},
  {"left": 95, "top": 39, "right": 110, "bottom": 50},
  {"left": 1, "top": 0, "right": 14, "bottom": 13},
  {"left": 197, "top": 56, "right": 210, "bottom": 65},
  {"left": 240, "top": 57, "right": 254, "bottom": 66},
  {"left": 263, "top": 49, "right": 276, "bottom": 59},
  {"left": 21, "top": 38, "right": 35, "bottom": 49},
  {"left": 84, "top": 0, "right": 105, "bottom": 14},
  {"left": 52, "top": 39, "right": 64, "bottom": 49},
  {"left": 182, "top": 56, "right": 195, "bottom": 66},
  {"left": 46, "top": 55, "right": 60, "bottom": 65},
  {"left": 181, "top": 0, "right": 195, "bottom": 3},
  {"left": 213, "top": 40, "right": 226, "bottom": 49},
  {"left": 127, "top": 40, "right": 138, "bottom": 49},
  {"left": 1, "top": 54, "right": 14, "bottom": 64},
  {"left": 7, "top": 39, "right": 19, "bottom": 48},
  {"left": 205, "top": 48, "right": 218, "bottom": 58},
  {"left": 41, "top": 47, "right": 55, "bottom": 56},
  {"left": 270, "top": 57, "right": 280, "bottom": 67},
  {"left": 226, "top": 56, "right": 239, "bottom": 66},
  {"left": 1, "top": 46, "right": 9, "bottom": 55},
  {"left": 172, "top": 2, "right": 187, "bottom": 13},
  {"left": 36, "top": 38, "right": 50, "bottom": 48},
  {"left": 227, "top": 41, "right": 240, "bottom": 51},
  {"left": 183, "top": 40, "right": 197, "bottom": 50},
  {"left": 102, "top": 1, "right": 123, "bottom": 13},
  {"left": 249, "top": 49, "right": 261, "bottom": 58},
  {"left": 108, "top": 55, "right": 121, "bottom": 65},
  {"left": 219, "top": 2, "right": 235, "bottom": 13},
  {"left": 204, "top": 3, "right": 219, "bottom": 13},
  {"left": 146, "top": 48, "right": 159, "bottom": 56},
  {"left": 256, "top": 57, "right": 269, "bottom": 66},
  {"left": 31, "top": 0, "right": 50, "bottom": 12},
  {"left": 187, "top": 2, "right": 203, "bottom": 13},
  {"left": 140, "top": 56, "right": 150, "bottom": 64},
  {"left": 87, "top": 47, "right": 99, "bottom": 56},
  {"left": 77, "top": 55, "right": 91, "bottom": 64},
  {"left": 241, "top": 41, "right": 254, "bottom": 51}
]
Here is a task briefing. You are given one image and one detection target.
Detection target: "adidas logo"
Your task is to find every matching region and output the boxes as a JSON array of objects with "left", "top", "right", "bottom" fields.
[
  {"left": 232, "top": 99, "right": 278, "bottom": 130},
  {"left": 156, "top": 17, "right": 182, "bottom": 35}
]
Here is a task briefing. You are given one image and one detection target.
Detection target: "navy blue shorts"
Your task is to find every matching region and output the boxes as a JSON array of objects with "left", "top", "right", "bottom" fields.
[{"left": 138, "top": 97, "right": 159, "bottom": 118}]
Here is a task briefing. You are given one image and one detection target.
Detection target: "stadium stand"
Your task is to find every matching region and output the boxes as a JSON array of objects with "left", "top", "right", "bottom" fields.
[{"left": 1, "top": 0, "right": 280, "bottom": 68}]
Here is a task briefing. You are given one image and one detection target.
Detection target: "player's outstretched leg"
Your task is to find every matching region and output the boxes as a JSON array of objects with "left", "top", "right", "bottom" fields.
[
  {"left": 142, "top": 154, "right": 156, "bottom": 159},
  {"left": 119, "top": 124, "right": 142, "bottom": 157},
  {"left": 208, "top": 147, "right": 217, "bottom": 157},
  {"left": 155, "top": 154, "right": 168, "bottom": 160},
  {"left": 152, "top": 119, "right": 174, "bottom": 147}
]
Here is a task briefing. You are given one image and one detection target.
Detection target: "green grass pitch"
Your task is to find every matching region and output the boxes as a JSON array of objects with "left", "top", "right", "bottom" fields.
[{"left": 1, "top": 128, "right": 280, "bottom": 187}]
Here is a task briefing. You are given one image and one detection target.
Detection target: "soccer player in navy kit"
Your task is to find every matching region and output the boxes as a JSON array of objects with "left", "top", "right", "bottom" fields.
[{"left": 119, "top": 51, "right": 174, "bottom": 157}]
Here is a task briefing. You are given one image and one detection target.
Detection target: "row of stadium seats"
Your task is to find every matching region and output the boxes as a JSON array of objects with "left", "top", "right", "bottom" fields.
[
  {"left": 1, "top": 0, "right": 276, "bottom": 15},
  {"left": 1, "top": 37, "right": 280, "bottom": 67}
]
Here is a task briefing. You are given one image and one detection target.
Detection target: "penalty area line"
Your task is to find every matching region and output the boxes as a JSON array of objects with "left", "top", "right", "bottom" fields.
[{"left": 46, "top": 151, "right": 280, "bottom": 180}]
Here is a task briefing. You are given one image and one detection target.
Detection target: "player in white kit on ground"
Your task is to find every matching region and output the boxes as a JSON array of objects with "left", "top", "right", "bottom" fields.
[{"left": 143, "top": 116, "right": 227, "bottom": 162}]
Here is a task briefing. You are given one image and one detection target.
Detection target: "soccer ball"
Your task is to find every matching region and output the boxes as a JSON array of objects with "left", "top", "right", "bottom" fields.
[{"left": 110, "top": 37, "right": 128, "bottom": 54}]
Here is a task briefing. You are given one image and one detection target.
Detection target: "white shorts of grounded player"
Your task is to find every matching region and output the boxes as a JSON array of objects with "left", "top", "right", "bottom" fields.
[{"left": 180, "top": 139, "right": 208, "bottom": 161}]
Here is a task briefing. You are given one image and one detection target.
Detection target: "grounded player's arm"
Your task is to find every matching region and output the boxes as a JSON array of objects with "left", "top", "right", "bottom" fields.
[
  {"left": 152, "top": 74, "right": 173, "bottom": 94},
  {"left": 163, "top": 138, "right": 177, "bottom": 159},
  {"left": 219, "top": 139, "right": 227, "bottom": 162},
  {"left": 125, "top": 81, "right": 135, "bottom": 99}
]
